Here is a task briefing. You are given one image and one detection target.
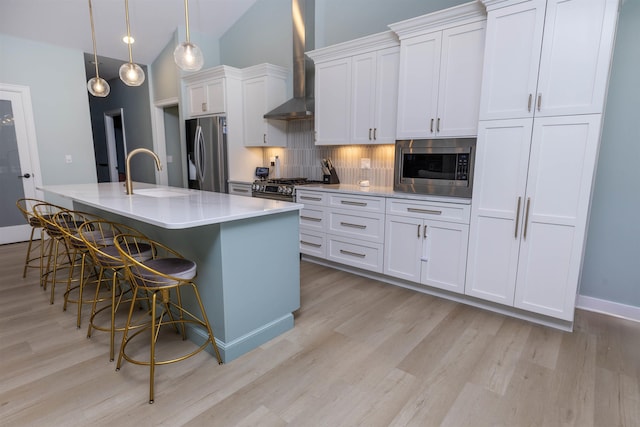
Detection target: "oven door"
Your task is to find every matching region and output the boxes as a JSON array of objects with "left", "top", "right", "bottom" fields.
[
  {"left": 252, "top": 191, "right": 293, "bottom": 202},
  {"left": 394, "top": 138, "right": 475, "bottom": 198}
]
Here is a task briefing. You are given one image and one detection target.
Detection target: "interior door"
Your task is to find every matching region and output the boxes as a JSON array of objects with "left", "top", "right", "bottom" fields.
[{"left": 0, "top": 84, "right": 42, "bottom": 244}]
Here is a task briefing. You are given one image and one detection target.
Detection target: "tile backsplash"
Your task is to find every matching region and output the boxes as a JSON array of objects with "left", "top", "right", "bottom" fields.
[{"left": 262, "top": 120, "right": 395, "bottom": 187}]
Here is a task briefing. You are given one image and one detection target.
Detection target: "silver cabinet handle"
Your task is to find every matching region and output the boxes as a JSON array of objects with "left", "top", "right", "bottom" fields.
[
  {"left": 300, "top": 196, "right": 322, "bottom": 201},
  {"left": 528, "top": 94, "right": 532, "bottom": 112},
  {"left": 201, "top": 102, "right": 207, "bottom": 112},
  {"left": 369, "top": 128, "right": 372, "bottom": 140},
  {"left": 340, "top": 249, "right": 366, "bottom": 258},
  {"left": 514, "top": 196, "right": 521, "bottom": 238},
  {"left": 423, "top": 224, "right": 427, "bottom": 239},
  {"left": 417, "top": 224, "right": 420, "bottom": 238},
  {"left": 341, "top": 200, "right": 367, "bottom": 207},
  {"left": 523, "top": 197, "right": 531, "bottom": 239},
  {"left": 437, "top": 118, "right": 440, "bottom": 132},
  {"left": 430, "top": 118, "right": 434, "bottom": 133},
  {"left": 407, "top": 207, "right": 442, "bottom": 215},
  {"left": 301, "top": 241, "right": 321, "bottom": 248},
  {"left": 537, "top": 94, "right": 541, "bottom": 111},
  {"left": 373, "top": 128, "right": 377, "bottom": 140},
  {"left": 340, "top": 222, "right": 366, "bottom": 229},
  {"left": 263, "top": 134, "right": 267, "bottom": 144},
  {"left": 300, "top": 216, "right": 321, "bottom": 222}
]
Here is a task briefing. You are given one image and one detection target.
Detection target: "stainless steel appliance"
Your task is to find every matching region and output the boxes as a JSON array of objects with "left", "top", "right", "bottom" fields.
[
  {"left": 185, "top": 116, "right": 228, "bottom": 192},
  {"left": 252, "top": 178, "right": 322, "bottom": 202},
  {"left": 394, "top": 138, "right": 476, "bottom": 198}
]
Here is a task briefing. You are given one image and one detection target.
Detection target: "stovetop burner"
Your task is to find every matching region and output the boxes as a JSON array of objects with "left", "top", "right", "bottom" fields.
[{"left": 252, "top": 177, "right": 324, "bottom": 201}]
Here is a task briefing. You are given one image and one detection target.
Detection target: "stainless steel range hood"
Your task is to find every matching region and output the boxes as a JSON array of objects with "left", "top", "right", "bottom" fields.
[{"left": 264, "top": 0, "right": 314, "bottom": 121}]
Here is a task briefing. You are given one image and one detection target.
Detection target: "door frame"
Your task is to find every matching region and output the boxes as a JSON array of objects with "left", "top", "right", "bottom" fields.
[
  {"left": 0, "top": 83, "right": 43, "bottom": 243},
  {"left": 104, "top": 108, "right": 127, "bottom": 182},
  {"left": 152, "top": 97, "right": 179, "bottom": 186}
]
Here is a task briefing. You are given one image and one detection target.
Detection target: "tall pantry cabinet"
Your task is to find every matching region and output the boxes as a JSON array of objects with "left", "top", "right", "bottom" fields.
[{"left": 465, "top": 0, "right": 620, "bottom": 322}]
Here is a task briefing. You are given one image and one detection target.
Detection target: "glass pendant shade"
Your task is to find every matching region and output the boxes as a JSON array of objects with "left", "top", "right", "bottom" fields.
[
  {"left": 119, "top": 62, "right": 145, "bottom": 86},
  {"left": 87, "top": 76, "right": 110, "bottom": 97},
  {"left": 174, "top": 42, "right": 204, "bottom": 71}
]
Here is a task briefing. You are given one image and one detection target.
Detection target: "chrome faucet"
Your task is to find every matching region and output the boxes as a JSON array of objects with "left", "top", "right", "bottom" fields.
[{"left": 125, "top": 148, "right": 163, "bottom": 195}]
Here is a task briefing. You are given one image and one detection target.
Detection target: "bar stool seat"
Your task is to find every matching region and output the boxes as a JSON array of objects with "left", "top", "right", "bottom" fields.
[{"left": 114, "top": 234, "right": 222, "bottom": 403}]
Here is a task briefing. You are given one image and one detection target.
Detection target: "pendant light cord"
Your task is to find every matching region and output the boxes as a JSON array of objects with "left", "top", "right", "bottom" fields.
[
  {"left": 88, "top": 0, "right": 100, "bottom": 78},
  {"left": 124, "top": 0, "right": 134, "bottom": 64},
  {"left": 184, "top": 0, "right": 191, "bottom": 43}
]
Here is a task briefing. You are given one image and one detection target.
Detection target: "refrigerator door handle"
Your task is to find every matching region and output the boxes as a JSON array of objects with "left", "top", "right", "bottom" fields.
[{"left": 194, "top": 125, "right": 206, "bottom": 185}]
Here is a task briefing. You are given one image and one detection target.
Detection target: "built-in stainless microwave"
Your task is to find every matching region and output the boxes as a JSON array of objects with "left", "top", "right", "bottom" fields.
[{"left": 394, "top": 138, "right": 476, "bottom": 198}]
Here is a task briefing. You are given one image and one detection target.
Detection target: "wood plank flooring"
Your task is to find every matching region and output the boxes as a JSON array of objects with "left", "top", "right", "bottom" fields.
[{"left": 1, "top": 241, "right": 639, "bottom": 426}]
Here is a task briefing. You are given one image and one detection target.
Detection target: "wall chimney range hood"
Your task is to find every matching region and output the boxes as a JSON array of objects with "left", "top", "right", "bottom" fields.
[{"left": 264, "top": 0, "right": 314, "bottom": 121}]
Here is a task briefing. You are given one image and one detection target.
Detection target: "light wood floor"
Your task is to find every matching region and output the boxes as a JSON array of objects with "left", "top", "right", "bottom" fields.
[{"left": 1, "top": 241, "right": 639, "bottom": 426}]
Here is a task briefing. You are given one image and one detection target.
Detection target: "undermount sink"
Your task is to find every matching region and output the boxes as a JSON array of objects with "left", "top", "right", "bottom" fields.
[{"left": 134, "top": 188, "right": 190, "bottom": 198}]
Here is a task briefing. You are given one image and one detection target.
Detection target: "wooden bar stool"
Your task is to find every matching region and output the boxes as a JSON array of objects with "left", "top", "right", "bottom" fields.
[
  {"left": 114, "top": 234, "right": 222, "bottom": 403},
  {"left": 16, "top": 198, "right": 47, "bottom": 279},
  {"left": 79, "top": 220, "right": 153, "bottom": 361}
]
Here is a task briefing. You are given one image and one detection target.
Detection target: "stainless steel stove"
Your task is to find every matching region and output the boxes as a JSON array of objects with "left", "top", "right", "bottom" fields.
[{"left": 251, "top": 178, "right": 322, "bottom": 202}]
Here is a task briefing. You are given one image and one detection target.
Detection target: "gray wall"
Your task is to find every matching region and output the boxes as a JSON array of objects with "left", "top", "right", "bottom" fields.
[
  {"left": 0, "top": 34, "right": 97, "bottom": 186},
  {"left": 580, "top": 0, "right": 640, "bottom": 308}
]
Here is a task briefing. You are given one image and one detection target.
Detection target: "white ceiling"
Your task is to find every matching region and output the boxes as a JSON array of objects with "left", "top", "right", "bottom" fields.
[{"left": 1, "top": 0, "right": 259, "bottom": 79}]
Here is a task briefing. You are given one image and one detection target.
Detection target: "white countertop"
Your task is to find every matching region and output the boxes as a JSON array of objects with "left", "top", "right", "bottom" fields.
[
  {"left": 40, "top": 182, "right": 303, "bottom": 229},
  {"left": 297, "top": 184, "right": 472, "bottom": 205}
]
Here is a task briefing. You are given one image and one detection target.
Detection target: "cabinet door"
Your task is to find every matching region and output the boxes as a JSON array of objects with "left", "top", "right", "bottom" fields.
[
  {"left": 421, "top": 220, "right": 469, "bottom": 294},
  {"left": 436, "top": 20, "right": 486, "bottom": 137},
  {"left": 187, "top": 84, "right": 208, "bottom": 116},
  {"left": 384, "top": 215, "right": 423, "bottom": 283},
  {"left": 373, "top": 47, "right": 400, "bottom": 144},
  {"left": 243, "top": 77, "right": 268, "bottom": 145},
  {"left": 396, "top": 31, "right": 441, "bottom": 139},
  {"left": 535, "top": 0, "right": 618, "bottom": 117},
  {"left": 206, "top": 80, "right": 226, "bottom": 114},
  {"left": 514, "top": 114, "right": 601, "bottom": 320},
  {"left": 478, "top": 0, "right": 546, "bottom": 120},
  {"left": 465, "top": 119, "right": 532, "bottom": 305},
  {"left": 351, "top": 52, "right": 376, "bottom": 144},
  {"left": 315, "top": 58, "right": 352, "bottom": 145}
]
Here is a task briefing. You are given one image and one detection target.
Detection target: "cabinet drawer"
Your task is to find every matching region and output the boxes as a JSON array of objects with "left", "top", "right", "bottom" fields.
[
  {"left": 299, "top": 207, "right": 325, "bottom": 231},
  {"left": 386, "top": 198, "right": 471, "bottom": 224},
  {"left": 327, "top": 209, "right": 385, "bottom": 243},
  {"left": 328, "top": 194, "right": 385, "bottom": 213},
  {"left": 228, "top": 182, "right": 252, "bottom": 197},
  {"left": 297, "top": 190, "right": 327, "bottom": 206},
  {"left": 300, "top": 230, "right": 326, "bottom": 258},
  {"left": 327, "top": 236, "right": 383, "bottom": 273}
]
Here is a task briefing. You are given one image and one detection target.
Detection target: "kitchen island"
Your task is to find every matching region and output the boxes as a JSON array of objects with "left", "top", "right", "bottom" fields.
[{"left": 40, "top": 182, "right": 303, "bottom": 362}]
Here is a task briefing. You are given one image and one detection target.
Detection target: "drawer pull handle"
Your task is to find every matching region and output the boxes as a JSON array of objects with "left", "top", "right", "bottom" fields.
[
  {"left": 340, "top": 249, "right": 366, "bottom": 258},
  {"left": 514, "top": 196, "right": 521, "bottom": 238},
  {"left": 417, "top": 224, "right": 420, "bottom": 238},
  {"left": 300, "top": 196, "right": 322, "bottom": 201},
  {"left": 527, "top": 94, "right": 532, "bottom": 112},
  {"left": 340, "top": 222, "right": 366, "bottom": 229},
  {"left": 301, "top": 216, "right": 322, "bottom": 222},
  {"left": 407, "top": 208, "right": 442, "bottom": 215},
  {"left": 341, "top": 200, "right": 367, "bottom": 207},
  {"left": 235, "top": 188, "right": 249, "bottom": 193},
  {"left": 523, "top": 197, "right": 531, "bottom": 239},
  {"left": 301, "top": 241, "right": 321, "bottom": 248}
]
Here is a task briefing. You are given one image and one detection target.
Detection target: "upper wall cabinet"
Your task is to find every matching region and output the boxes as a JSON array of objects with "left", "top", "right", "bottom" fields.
[
  {"left": 307, "top": 32, "right": 400, "bottom": 146},
  {"left": 183, "top": 66, "right": 243, "bottom": 118},
  {"left": 479, "top": 0, "right": 620, "bottom": 120},
  {"left": 242, "top": 64, "right": 288, "bottom": 147},
  {"left": 390, "top": 3, "right": 486, "bottom": 139}
]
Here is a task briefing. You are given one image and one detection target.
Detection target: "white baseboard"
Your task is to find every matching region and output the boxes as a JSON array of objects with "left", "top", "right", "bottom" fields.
[{"left": 576, "top": 295, "right": 640, "bottom": 323}]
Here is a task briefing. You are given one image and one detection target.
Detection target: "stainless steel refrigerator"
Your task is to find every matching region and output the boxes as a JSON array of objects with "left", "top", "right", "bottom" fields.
[{"left": 185, "top": 116, "right": 228, "bottom": 193}]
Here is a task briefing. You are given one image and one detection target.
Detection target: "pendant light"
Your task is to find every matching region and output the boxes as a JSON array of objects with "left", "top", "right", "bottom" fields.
[
  {"left": 174, "top": 0, "right": 204, "bottom": 71},
  {"left": 87, "top": 0, "right": 110, "bottom": 97},
  {"left": 119, "top": 0, "right": 145, "bottom": 86}
]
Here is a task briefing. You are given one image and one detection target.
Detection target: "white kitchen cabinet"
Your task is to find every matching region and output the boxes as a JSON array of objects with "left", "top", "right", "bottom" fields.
[
  {"left": 390, "top": 3, "right": 486, "bottom": 139},
  {"left": 228, "top": 181, "right": 252, "bottom": 197},
  {"left": 297, "top": 190, "right": 328, "bottom": 258},
  {"left": 242, "top": 64, "right": 288, "bottom": 147},
  {"left": 186, "top": 79, "right": 226, "bottom": 117},
  {"left": 351, "top": 46, "right": 400, "bottom": 144},
  {"left": 466, "top": 115, "right": 603, "bottom": 320},
  {"left": 307, "top": 31, "right": 400, "bottom": 146},
  {"left": 384, "top": 199, "right": 470, "bottom": 294},
  {"left": 479, "top": 0, "right": 619, "bottom": 120}
]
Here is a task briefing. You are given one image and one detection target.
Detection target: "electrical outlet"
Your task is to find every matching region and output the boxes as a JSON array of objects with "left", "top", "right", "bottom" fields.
[
  {"left": 65, "top": 155, "right": 73, "bottom": 164},
  {"left": 167, "top": 155, "right": 173, "bottom": 163},
  {"left": 360, "top": 158, "right": 371, "bottom": 169}
]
